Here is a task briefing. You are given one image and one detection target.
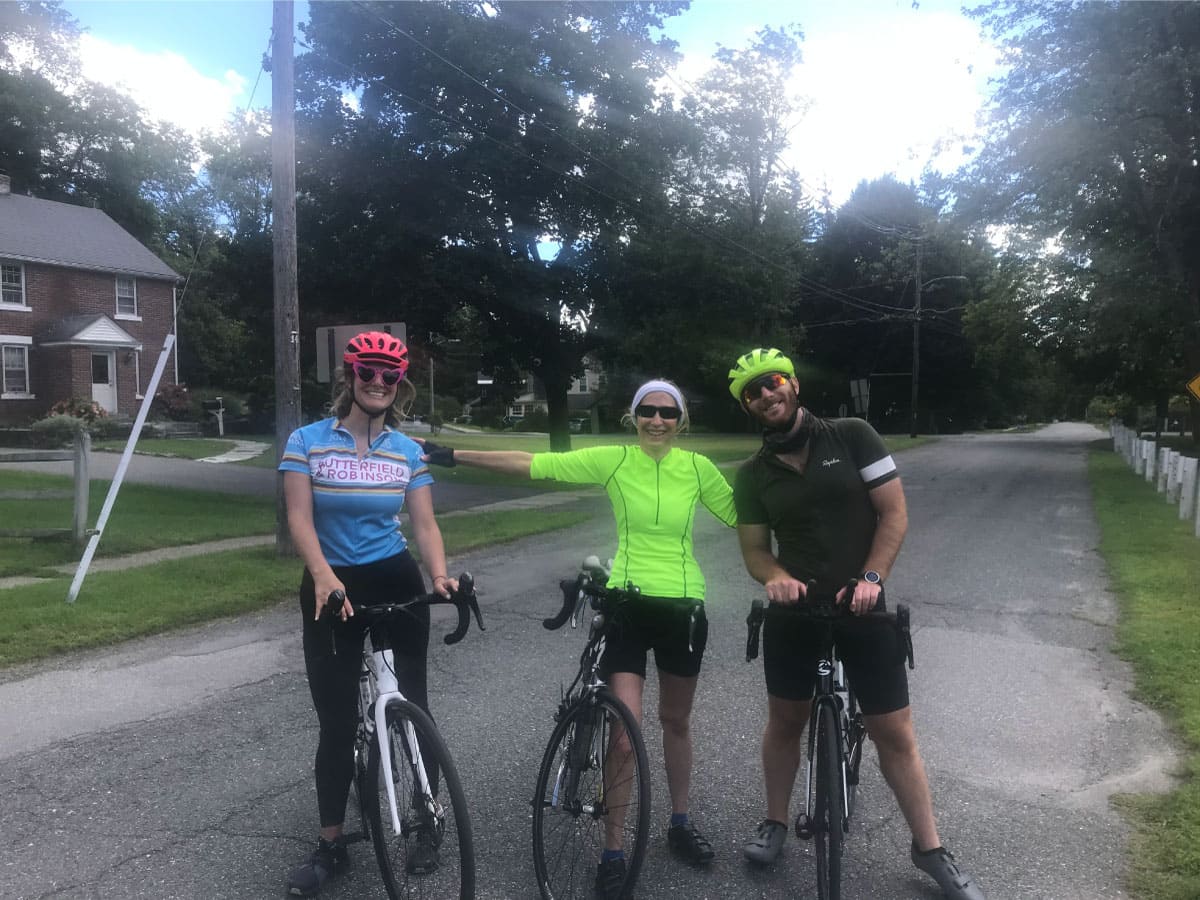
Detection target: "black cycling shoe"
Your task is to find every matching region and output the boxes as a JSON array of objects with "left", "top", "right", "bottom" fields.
[
  {"left": 287, "top": 836, "right": 350, "bottom": 897},
  {"left": 595, "top": 856, "right": 633, "bottom": 900},
  {"left": 667, "top": 822, "right": 715, "bottom": 865}
]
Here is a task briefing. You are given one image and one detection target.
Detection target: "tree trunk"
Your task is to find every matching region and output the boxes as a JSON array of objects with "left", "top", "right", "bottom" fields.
[{"left": 541, "top": 368, "right": 573, "bottom": 452}]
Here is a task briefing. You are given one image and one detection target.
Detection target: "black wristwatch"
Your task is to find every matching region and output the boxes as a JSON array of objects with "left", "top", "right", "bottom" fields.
[{"left": 861, "top": 570, "right": 882, "bottom": 585}]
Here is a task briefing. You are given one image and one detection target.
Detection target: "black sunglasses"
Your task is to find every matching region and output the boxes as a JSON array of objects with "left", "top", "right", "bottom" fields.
[
  {"left": 741, "top": 372, "right": 788, "bottom": 404},
  {"left": 634, "top": 404, "right": 682, "bottom": 420},
  {"left": 352, "top": 363, "right": 404, "bottom": 386}
]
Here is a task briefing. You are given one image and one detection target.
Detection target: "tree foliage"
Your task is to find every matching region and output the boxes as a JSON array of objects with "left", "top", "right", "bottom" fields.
[{"left": 962, "top": 0, "right": 1200, "bottom": 436}]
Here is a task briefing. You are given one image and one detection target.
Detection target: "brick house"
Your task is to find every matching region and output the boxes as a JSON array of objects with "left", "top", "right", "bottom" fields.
[{"left": 0, "top": 174, "right": 181, "bottom": 426}]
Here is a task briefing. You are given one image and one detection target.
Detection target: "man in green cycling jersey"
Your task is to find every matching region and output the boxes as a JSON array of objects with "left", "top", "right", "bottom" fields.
[{"left": 728, "top": 348, "right": 986, "bottom": 900}]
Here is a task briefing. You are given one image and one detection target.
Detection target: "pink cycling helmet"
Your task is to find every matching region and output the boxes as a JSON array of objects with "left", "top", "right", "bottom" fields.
[{"left": 343, "top": 331, "right": 409, "bottom": 378}]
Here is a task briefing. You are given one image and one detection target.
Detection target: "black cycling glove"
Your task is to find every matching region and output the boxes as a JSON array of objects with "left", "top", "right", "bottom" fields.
[{"left": 423, "top": 441, "right": 457, "bottom": 467}]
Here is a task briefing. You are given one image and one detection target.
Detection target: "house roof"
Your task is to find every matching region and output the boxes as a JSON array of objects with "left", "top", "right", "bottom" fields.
[
  {"left": 0, "top": 193, "right": 180, "bottom": 280},
  {"left": 39, "top": 314, "right": 142, "bottom": 350}
]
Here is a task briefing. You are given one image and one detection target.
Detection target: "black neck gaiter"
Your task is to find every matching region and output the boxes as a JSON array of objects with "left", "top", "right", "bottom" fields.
[{"left": 761, "top": 407, "right": 811, "bottom": 455}]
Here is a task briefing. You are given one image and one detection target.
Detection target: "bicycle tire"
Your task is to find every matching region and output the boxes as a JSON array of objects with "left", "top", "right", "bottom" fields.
[
  {"left": 365, "top": 699, "right": 475, "bottom": 900},
  {"left": 532, "top": 688, "right": 650, "bottom": 900},
  {"left": 812, "top": 701, "right": 844, "bottom": 900}
]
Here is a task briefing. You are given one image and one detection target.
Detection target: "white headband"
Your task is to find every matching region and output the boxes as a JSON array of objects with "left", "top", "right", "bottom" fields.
[{"left": 632, "top": 379, "right": 685, "bottom": 412}]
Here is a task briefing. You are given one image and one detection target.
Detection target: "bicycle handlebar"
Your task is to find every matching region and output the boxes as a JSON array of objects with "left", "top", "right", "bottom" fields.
[
  {"left": 544, "top": 555, "right": 636, "bottom": 632},
  {"left": 324, "top": 572, "right": 485, "bottom": 651},
  {"left": 744, "top": 579, "right": 914, "bottom": 669}
]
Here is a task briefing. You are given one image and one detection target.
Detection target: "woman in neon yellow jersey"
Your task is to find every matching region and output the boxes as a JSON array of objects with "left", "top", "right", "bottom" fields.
[{"left": 421, "top": 379, "right": 735, "bottom": 891}]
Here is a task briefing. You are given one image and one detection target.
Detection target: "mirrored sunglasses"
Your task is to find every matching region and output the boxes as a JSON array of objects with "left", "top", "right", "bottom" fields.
[
  {"left": 634, "top": 404, "right": 682, "bottom": 420},
  {"left": 352, "top": 363, "right": 404, "bottom": 386},
  {"left": 741, "top": 372, "right": 788, "bottom": 404}
]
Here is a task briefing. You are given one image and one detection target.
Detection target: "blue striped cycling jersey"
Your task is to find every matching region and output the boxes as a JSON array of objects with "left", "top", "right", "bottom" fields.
[{"left": 278, "top": 417, "right": 433, "bottom": 567}]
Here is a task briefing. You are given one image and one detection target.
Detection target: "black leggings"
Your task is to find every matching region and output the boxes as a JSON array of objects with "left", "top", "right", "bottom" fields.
[{"left": 300, "top": 551, "right": 430, "bottom": 828}]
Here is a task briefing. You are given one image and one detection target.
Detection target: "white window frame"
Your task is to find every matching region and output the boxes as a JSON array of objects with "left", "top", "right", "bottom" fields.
[
  {"left": 1, "top": 261, "right": 28, "bottom": 309},
  {"left": 1, "top": 336, "right": 34, "bottom": 398},
  {"left": 134, "top": 350, "right": 143, "bottom": 399},
  {"left": 116, "top": 275, "right": 139, "bottom": 319}
]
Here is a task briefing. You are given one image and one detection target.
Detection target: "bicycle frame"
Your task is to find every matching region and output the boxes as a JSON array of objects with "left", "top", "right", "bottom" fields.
[{"left": 362, "top": 646, "right": 438, "bottom": 836}]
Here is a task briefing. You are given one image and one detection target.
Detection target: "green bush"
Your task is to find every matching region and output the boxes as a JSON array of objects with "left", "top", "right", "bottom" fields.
[{"left": 30, "top": 414, "right": 86, "bottom": 448}]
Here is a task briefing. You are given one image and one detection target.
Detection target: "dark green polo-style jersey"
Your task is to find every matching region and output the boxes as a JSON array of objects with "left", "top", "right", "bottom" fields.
[{"left": 733, "top": 412, "right": 898, "bottom": 589}]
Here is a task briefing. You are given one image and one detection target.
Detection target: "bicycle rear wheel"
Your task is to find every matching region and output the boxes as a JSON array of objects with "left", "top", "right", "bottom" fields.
[
  {"left": 365, "top": 699, "right": 475, "bottom": 900},
  {"left": 532, "top": 688, "right": 650, "bottom": 900},
  {"left": 812, "top": 702, "right": 845, "bottom": 900}
]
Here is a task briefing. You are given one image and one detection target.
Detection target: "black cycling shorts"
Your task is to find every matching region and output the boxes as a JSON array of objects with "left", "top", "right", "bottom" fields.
[
  {"left": 599, "top": 593, "right": 708, "bottom": 680},
  {"left": 761, "top": 603, "right": 909, "bottom": 715}
]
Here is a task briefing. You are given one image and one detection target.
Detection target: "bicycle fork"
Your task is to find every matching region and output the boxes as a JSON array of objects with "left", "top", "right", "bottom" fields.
[
  {"left": 552, "top": 700, "right": 605, "bottom": 813},
  {"left": 796, "top": 659, "right": 850, "bottom": 840},
  {"left": 367, "top": 650, "right": 438, "bottom": 837}
]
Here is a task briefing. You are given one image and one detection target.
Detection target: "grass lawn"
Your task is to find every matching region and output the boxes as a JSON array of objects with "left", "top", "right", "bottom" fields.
[
  {"left": 92, "top": 437, "right": 242, "bottom": 459},
  {"left": 0, "top": 503, "right": 594, "bottom": 667},
  {"left": 1088, "top": 444, "right": 1200, "bottom": 899},
  {"left": 0, "top": 428, "right": 925, "bottom": 663}
]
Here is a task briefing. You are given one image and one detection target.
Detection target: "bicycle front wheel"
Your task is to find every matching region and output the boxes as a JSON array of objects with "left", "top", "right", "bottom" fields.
[
  {"left": 365, "top": 699, "right": 475, "bottom": 900},
  {"left": 532, "top": 689, "right": 650, "bottom": 900},
  {"left": 812, "top": 701, "right": 845, "bottom": 900}
]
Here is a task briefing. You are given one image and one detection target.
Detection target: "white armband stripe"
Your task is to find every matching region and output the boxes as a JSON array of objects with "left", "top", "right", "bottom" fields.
[{"left": 860, "top": 455, "right": 896, "bottom": 484}]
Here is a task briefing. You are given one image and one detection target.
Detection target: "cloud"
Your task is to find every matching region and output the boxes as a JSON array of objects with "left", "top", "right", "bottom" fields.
[{"left": 77, "top": 33, "right": 249, "bottom": 136}]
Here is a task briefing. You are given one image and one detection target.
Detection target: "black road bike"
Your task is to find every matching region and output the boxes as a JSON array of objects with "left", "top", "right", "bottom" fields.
[
  {"left": 326, "top": 575, "right": 485, "bottom": 900},
  {"left": 531, "top": 556, "right": 651, "bottom": 900},
  {"left": 746, "top": 579, "right": 914, "bottom": 900}
]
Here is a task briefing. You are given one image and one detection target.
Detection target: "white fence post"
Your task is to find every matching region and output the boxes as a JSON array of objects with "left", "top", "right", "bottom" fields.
[
  {"left": 1181, "top": 458, "right": 1198, "bottom": 522},
  {"left": 1157, "top": 447, "right": 1170, "bottom": 492},
  {"left": 1166, "top": 451, "right": 1182, "bottom": 503}
]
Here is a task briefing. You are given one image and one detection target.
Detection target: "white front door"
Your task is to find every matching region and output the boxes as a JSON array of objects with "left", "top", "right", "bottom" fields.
[{"left": 91, "top": 351, "right": 117, "bottom": 413}]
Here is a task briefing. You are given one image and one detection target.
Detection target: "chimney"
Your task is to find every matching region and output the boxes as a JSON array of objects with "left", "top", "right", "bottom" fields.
[{"left": 0, "top": 173, "right": 9, "bottom": 195}]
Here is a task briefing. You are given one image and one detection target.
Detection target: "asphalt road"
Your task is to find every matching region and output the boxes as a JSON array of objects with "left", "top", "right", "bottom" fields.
[{"left": 0, "top": 423, "right": 1176, "bottom": 899}]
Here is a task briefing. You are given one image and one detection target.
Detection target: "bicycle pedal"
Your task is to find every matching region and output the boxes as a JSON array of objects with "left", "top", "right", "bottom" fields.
[
  {"left": 340, "top": 830, "right": 369, "bottom": 845},
  {"left": 794, "top": 814, "right": 815, "bottom": 841}
]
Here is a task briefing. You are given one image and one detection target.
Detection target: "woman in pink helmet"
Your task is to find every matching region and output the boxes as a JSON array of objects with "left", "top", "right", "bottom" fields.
[{"left": 278, "top": 331, "right": 457, "bottom": 896}]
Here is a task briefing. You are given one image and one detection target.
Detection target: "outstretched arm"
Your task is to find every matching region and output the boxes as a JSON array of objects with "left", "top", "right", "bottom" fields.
[
  {"left": 418, "top": 438, "right": 534, "bottom": 478},
  {"left": 453, "top": 449, "right": 534, "bottom": 477}
]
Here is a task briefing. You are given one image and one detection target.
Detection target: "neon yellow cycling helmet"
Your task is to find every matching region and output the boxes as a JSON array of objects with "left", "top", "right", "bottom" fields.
[{"left": 728, "top": 348, "right": 796, "bottom": 403}]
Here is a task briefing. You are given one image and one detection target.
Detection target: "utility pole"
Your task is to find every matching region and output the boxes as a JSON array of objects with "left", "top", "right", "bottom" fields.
[
  {"left": 909, "top": 239, "right": 922, "bottom": 439},
  {"left": 272, "top": 0, "right": 301, "bottom": 556}
]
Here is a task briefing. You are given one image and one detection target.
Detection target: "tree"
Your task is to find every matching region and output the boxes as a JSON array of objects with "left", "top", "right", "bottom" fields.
[
  {"left": 295, "top": 1, "right": 691, "bottom": 448},
  {"left": 962, "top": 0, "right": 1200, "bottom": 441}
]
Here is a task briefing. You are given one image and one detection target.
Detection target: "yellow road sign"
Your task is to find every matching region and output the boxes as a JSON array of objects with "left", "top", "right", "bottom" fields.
[{"left": 1189, "top": 372, "right": 1200, "bottom": 403}]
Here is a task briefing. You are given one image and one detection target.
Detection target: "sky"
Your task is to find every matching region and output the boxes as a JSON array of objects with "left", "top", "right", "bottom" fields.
[{"left": 58, "top": 0, "right": 1001, "bottom": 206}]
